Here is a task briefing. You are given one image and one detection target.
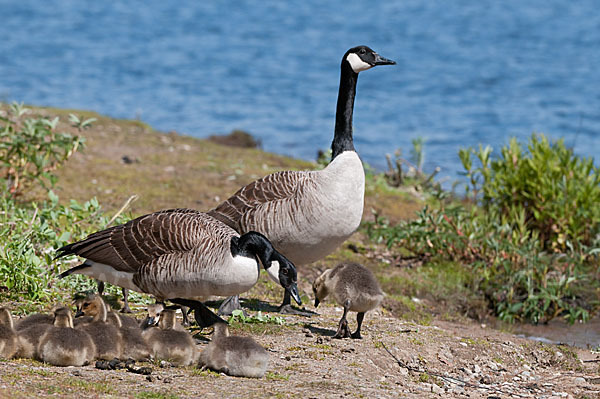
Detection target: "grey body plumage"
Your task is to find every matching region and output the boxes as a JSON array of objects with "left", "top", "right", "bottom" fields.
[
  {"left": 199, "top": 322, "right": 269, "bottom": 378},
  {"left": 313, "top": 262, "right": 384, "bottom": 339}
]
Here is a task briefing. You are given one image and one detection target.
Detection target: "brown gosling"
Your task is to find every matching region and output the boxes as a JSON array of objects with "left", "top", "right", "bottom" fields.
[
  {"left": 105, "top": 310, "right": 151, "bottom": 361},
  {"left": 199, "top": 321, "right": 269, "bottom": 378},
  {"left": 0, "top": 308, "right": 19, "bottom": 359},
  {"left": 37, "top": 307, "right": 96, "bottom": 366},
  {"left": 313, "top": 262, "right": 384, "bottom": 339},
  {"left": 75, "top": 294, "right": 123, "bottom": 360},
  {"left": 142, "top": 308, "right": 197, "bottom": 366},
  {"left": 15, "top": 313, "right": 53, "bottom": 332}
]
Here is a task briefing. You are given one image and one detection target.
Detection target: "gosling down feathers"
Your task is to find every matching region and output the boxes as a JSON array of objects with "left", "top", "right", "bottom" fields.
[
  {"left": 0, "top": 308, "right": 18, "bottom": 359},
  {"left": 199, "top": 321, "right": 269, "bottom": 378},
  {"left": 142, "top": 308, "right": 198, "bottom": 366},
  {"left": 37, "top": 307, "right": 96, "bottom": 366},
  {"left": 313, "top": 262, "right": 384, "bottom": 339},
  {"left": 74, "top": 293, "right": 123, "bottom": 360},
  {"left": 207, "top": 46, "right": 395, "bottom": 316},
  {"left": 57, "top": 208, "right": 301, "bottom": 327}
]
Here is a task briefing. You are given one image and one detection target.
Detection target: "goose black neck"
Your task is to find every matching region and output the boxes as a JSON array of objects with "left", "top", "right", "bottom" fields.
[
  {"left": 331, "top": 61, "right": 359, "bottom": 159},
  {"left": 231, "top": 231, "right": 273, "bottom": 268}
]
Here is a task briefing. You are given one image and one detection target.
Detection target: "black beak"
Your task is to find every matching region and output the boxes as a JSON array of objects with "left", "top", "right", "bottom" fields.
[
  {"left": 373, "top": 53, "right": 396, "bottom": 66},
  {"left": 74, "top": 310, "right": 84, "bottom": 318},
  {"left": 288, "top": 283, "right": 302, "bottom": 306},
  {"left": 314, "top": 298, "right": 320, "bottom": 308}
]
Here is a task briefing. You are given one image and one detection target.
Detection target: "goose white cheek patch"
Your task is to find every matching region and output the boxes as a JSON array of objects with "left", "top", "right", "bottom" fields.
[{"left": 346, "top": 53, "right": 373, "bottom": 73}]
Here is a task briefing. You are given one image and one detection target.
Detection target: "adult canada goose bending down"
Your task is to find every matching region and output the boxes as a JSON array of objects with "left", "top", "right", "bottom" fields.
[
  {"left": 207, "top": 46, "right": 395, "bottom": 316},
  {"left": 313, "top": 262, "right": 384, "bottom": 339},
  {"left": 57, "top": 208, "right": 301, "bottom": 328},
  {"left": 37, "top": 307, "right": 96, "bottom": 366},
  {"left": 142, "top": 308, "right": 197, "bottom": 366},
  {"left": 0, "top": 308, "right": 18, "bottom": 359},
  {"left": 199, "top": 321, "right": 269, "bottom": 378}
]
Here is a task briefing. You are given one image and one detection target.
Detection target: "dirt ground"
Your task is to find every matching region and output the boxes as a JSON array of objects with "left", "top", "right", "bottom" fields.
[
  {"left": 0, "top": 302, "right": 598, "bottom": 399},
  {"left": 1, "top": 106, "right": 598, "bottom": 398}
]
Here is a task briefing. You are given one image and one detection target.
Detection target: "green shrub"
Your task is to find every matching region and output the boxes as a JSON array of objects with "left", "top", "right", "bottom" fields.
[
  {"left": 0, "top": 102, "right": 86, "bottom": 196},
  {"left": 0, "top": 191, "right": 132, "bottom": 308},
  {"left": 459, "top": 134, "right": 600, "bottom": 251},
  {"left": 367, "top": 134, "right": 600, "bottom": 324}
]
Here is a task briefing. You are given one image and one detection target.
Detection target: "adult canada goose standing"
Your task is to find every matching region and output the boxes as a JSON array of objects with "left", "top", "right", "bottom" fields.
[
  {"left": 207, "top": 45, "right": 395, "bottom": 315},
  {"left": 56, "top": 208, "right": 302, "bottom": 327}
]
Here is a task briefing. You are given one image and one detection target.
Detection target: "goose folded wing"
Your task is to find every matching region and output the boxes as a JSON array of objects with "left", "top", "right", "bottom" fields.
[
  {"left": 57, "top": 209, "right": 217, "bottom": 273},
  {"left": 207, "top": 170, "right": 308, "bottom": 231}
]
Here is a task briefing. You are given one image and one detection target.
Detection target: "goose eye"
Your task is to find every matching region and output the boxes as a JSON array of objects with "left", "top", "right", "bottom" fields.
[{"left": 359, "top": 48, "right": 366, "bottom": 55}]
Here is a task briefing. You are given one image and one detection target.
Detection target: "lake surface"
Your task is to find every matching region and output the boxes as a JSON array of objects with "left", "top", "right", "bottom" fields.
[{"left": 1, "top": 1, "right": 599, "bottom": 187}]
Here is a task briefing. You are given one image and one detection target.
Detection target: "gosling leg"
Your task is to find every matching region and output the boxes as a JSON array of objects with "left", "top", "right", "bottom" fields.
[{"left": 351, "top": 312, "right": 365, "bottom": 339}]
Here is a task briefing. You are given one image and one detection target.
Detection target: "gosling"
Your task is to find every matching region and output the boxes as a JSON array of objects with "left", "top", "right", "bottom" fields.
[
  {"left": 199, "top": 321, "right": 269, "bottom": 378},
  {"left": 105, "top": 310, "right": 151, "bottom": 361},
  {"left": 142, "top": 308, "right": 197, "bottom": 366},
  {"left": 75, "top": 294, "right": 123, "bottom": 360},
  {"left": 37, "top": 307, "right": 96, "bottom": 366},
  {"left": 0, "top": 308, "right": 19, "bottom": 359},
  {"left": 313, "top": 262, "right": 384, "bottom": 339}
]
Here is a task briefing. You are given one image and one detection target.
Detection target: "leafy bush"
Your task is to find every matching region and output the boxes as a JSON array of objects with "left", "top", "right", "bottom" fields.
[
  {"left": 367, "top": 134, "right": 600, "bottom": 324},
  {"left": 459, "top": 134, "right": 600, "bottom": 251},
  {"left": 0, "top": 102, "right": 86, "bottom": 196},
  {"left": 367, "top": 205, "right": 596, "bottom": 324},
  {"left": 0, "top": 191, "right": 132, "bottom": 309}
]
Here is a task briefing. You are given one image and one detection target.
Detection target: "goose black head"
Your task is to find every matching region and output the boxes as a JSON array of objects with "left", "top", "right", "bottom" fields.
[
  {"left": 236, "top": 231, "right": 302, "bottom": 306},
  {"left": 344, "top": 45, "right": 396, "bottom": 73},
  {"left": 269, "top": 251, "right": 302, "bottom": 306}
]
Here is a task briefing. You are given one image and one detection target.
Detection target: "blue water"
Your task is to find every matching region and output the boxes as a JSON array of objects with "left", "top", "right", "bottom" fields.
[{"left": 2, "top": 1, "right": 599, "bottom": 187}]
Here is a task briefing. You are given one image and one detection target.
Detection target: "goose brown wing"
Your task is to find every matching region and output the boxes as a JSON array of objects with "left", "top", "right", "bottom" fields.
[
  {"left": 207, "top": 170, "right": 308, "bottom": 232},
  {"left": 57, "top": 209, "right": 229, "bottom": 273}
]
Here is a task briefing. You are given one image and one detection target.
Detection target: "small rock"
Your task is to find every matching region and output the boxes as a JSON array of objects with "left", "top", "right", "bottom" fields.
[
  {"left": 163, "top": 377, "right": 172, "bottom": 384},
  {"left": 305, "top": 332, "right": 314, "bottom": 338},
  {"left": 164, "top": 166, "right": 176, "bottom": 173},
  {"left": 146, "top": 375, "right": 154, "bottom": 382},
  {"left": 472, "top": 364, "right": 481, "bottom": 374},
  {"left": 573, "top": 377, "right": 586, "bottom": 386},
  {"left": 285, "top": 356, "right": 291, "bottom": 361},
  {"left": 316, "top": 337, "right": 324, "bottom": 344},
  {"left": 159, "top": 360, "right": 170, "bottom": 368},
  {"left": 70, "top": 370, "right": 82, "bottom": 377},
  {"left": 341, "top": 348, "right": 355, "bottom": 353},
  {"left": 479, "top": 375, "right": 492, "bottom": 385}
]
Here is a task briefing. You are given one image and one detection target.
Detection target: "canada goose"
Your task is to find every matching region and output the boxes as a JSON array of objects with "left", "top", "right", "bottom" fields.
[
  {"left": 57, "top": 208, "right": 302, "bottom": 328},
  {"left": 97, "top": 280, "right": 133, "bottom": 313},
  {"left": 199, "top": 321, "right": 269, "bottom": 378},
  {"left": 313, "top": 262, "right": 384, "bottom": 339},
  {"left": 15, "top": 309, "right": 58, "bottom": 359},
  {"left": 142, "top": 308, "right": 198, "bottom": 366},
  {"left": 74, "top": 293, "right": 123, "bottom": 360},
  {"left": 15, "top": 312, "right": 53, "bottom": 331},
  {"left": 37, "top": 307, "right": 96, "bottom": 366},
  {"left": 0, "top": 308, "right": 18, "bottom": 359},
  {"left": 207, "top": 46, "right": 395, "bottom": 316},
  {"left": 106, "top": 311, "right": 151, "bottom": 361}
]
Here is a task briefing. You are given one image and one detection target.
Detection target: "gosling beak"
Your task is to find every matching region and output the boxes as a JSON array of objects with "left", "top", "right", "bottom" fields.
[
  {"left": 74, "top": 310, "right": 84, "bottom": 318},
  {"left": 288, "top": 283, "right": 302, "bottom": 306},
  {"left": 373, "top": 53, "right": 396, "bottom": 66},
  {"left": 314, "top": 298, "right": 320, "bottom": 308}
]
